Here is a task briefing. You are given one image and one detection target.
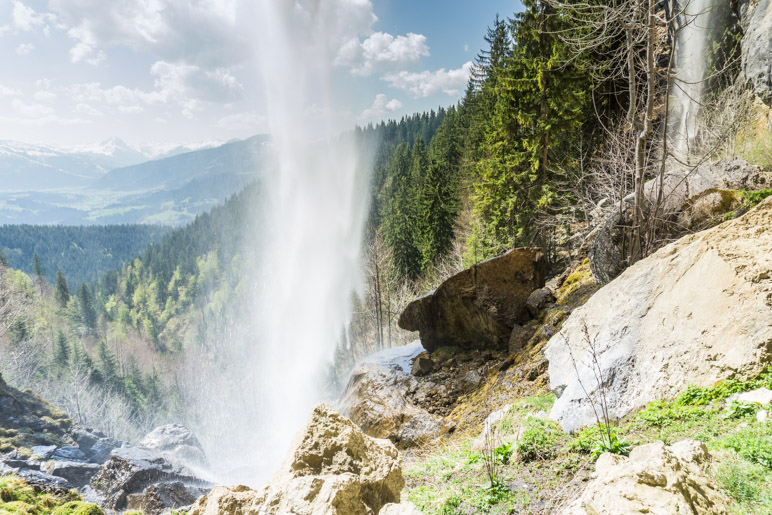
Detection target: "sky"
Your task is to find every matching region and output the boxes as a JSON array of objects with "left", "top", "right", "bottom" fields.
[{"left": 0, "top": 0, "right": 522, "bottom": 147}]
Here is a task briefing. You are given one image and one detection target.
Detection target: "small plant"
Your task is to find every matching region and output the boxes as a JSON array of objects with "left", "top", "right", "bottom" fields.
[
  {"left": 561, "top": 324, "right": 630, "bottom": 458},
  {"left": 714, "top": 458, "right": 766, "bottom": 504},
  {"left": 722, "top": 400, "right": 759, "bottom": 420},
  {"left": 591, "top": 427, "right": 631, "bottom": 459},
  {"left": 493, "top": 443, "right": 513, "bottom": 465},
  {"left": 517, "top": 418, "right": 560, "bottom": 462},
  {"left": 440, "top": 496, "right": 461, "bottom": 515}
]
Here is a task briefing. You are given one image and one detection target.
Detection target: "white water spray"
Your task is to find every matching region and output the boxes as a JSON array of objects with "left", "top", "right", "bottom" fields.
[
  {"left": 668, "top": 0, "right": 725, "bottom": 158},
  {"left": 245, "top": 0, "right": 370, "bottom": 482}
]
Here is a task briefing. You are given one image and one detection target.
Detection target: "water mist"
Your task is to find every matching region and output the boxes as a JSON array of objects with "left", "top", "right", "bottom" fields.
[
  {"left": 249, "top": 0, "right": 370, "bottom": 480},
  {"left": 185, "top": 1, "right": 372, "bottom": 486}
]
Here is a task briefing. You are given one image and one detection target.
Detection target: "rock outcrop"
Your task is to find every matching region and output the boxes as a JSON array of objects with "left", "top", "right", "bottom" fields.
[
  {"left": 398, "top": 248, "right": 547, "bottom": 352},
  {"left": 139, "top": 423, "right": 208, "bottom": 468},
  {"left": 338, "top": 344, "right": 443, "bottom": 449},
  {"left": 590, "top": 157, "right": 769, "bottom": 283},
  {"left": 90, "top": 446, "right": 211, "bottom": 513},
  {"left": 743, "top": 0, "right": 772, "bottom": 104},
  {"left": 562, "top": 440, "right": 729, "bottom": 514},
  {"left": 546, "top": 197, "right": 772, "bottom": 432},
  {"left": 190, "top": 404, "right": 403, "bottom": 515}
]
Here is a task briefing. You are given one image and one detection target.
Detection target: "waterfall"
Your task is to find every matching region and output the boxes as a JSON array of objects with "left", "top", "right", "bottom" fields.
[
  {"left": 193, "top": 1, "right": 371, "bottom": 485},
  {"left": 668, "top": 0, "right": 730, "bottom": 159}
]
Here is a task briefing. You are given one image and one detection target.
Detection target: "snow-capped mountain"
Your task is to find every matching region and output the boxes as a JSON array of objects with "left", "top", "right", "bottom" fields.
[{"left": 0, "top": 137, "right": 230, "bottom": 191}]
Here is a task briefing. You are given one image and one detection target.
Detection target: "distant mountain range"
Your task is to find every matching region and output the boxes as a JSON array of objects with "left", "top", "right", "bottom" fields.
[{"left": 0, "top": 135, "right": 269, "bottom": 226}]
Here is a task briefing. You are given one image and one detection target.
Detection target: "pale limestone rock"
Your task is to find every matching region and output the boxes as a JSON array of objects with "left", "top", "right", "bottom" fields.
[
  {"left": 190, "top": 404, "right": 403, "bottom": 515},
  {"left": 547, "top": 198, "right": 772, "bottom": 432},
  {"left": 562, "top": 440, "right": 729, "bottom": 514},
  {"left": 730, "top": 387, "right": 772, "bottom": 407},
  {"left": 379, "top": 501, "right": 422, "bottom": 514}
]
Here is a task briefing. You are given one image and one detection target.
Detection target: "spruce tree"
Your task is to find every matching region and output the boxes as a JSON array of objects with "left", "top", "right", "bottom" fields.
[
  {"left": 54, "top": 269, "right": 70, "bottom": 307},
  {"left": 0, "top": 249, "right": 8, "bottom": 267},
  {"left": 79, "top": 284, "right": 97, "bottom": 329},
  {"left": 32, "top": 252, "right": 45, "bottom": 280},
  {"left": 98, "top": 340, "right": 119, "bottom": 387},
  {"left": 54, "top": 330, "right": 70, "bottom": 366}
]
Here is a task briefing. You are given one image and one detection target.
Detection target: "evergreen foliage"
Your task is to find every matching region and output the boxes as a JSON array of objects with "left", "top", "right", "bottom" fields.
[
  {"left": 78, "top": 284, "right": 97, "bottom": 329},
  {"left": 0, "top": 224, "right": 170, "bottom": 288},
  {"left": 54, "top": 269, "right": 70, "bottom": 307}
]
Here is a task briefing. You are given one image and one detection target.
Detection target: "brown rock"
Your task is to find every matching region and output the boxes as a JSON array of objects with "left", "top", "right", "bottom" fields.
[
  {"left": 562, "top": 440, "right": 729, "bottom": 514},
  {"left": 339, "top": 361, "right": 442, "bottom": 448},
  {"left": 411, "top": 355, "right": 435, "bottom": 376},
  {"left": 526, "top": 287, "right": 555, "bottom": 318},
  {"left": 398, "top": 248, "right": 547, "bottom": 352},
  {"left": 189, "top": 405, "right": 404, "bottom": 515}
]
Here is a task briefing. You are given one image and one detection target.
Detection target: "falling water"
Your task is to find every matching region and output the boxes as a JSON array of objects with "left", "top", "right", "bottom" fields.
[
  {"left": 192, "top": 1, "right": 372, "bottom": 485},
  {"left": 250, "top": 0, "right": 370, "bottom": 479},
  {"left": 668, "top": 0, "right": 728, "bottom": 159}
]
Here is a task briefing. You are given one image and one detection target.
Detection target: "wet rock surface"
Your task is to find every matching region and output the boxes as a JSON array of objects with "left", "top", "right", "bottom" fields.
[
  {"left": 743, "top": 0, "right": 772, "bottom": 104},
  {"left": 90, "top": 445, "right": 211, "bottom": 511},
  {"left": 398, "top": 247, "right": 547, "bottom": 352}
]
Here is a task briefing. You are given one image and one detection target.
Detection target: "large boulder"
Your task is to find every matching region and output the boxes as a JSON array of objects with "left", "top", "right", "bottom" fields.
[
  {"left": 562, "top": 440, "right": 728, "bottom": 514},
  {"left": 589, "top": 157, "right": 769, "bottom": 283},
  {"left": 398, "top": 248, "right": 547, "bottom": 352},
  {"left": 190, "top": 404, "right": 403, "bottom": 515},
  {"left": 90, "top": 446, "right": 211, "bottom": 511},
  {"left": 139, "top": 423, "right": 208, "bottom": 468},
  {"left": 338, "top": 344, "right": 443, "bottom": 449},
  {"left": 743, "top": 0, "right": 772, "bottom": 104},
  {"left": 547, "top": 197, "right": 772, "bottom": 432}
]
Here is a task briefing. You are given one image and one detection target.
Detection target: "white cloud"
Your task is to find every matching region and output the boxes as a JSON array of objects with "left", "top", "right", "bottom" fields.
[
  {"left": 50, "top": 0, "right": 249, "bottom": 68},
  {"left": 336, "top": 32, "right": 429, "bottom": 76},
  {"left": 11, "top": 98, "right": 54, "bottom": 117},
  {"left": 217, "top": 112, "right": 267, "bottom": 131},
  {"left": 383, "top": 61, "right": 473, "bottom": 98},
  {"left": 34, "top": 90, "right": 56, "bottom": 102},
  {"left": 16, "top": 43, "right": 35, "bottom": 55},
  {"left": 75, "top": 103, "right": 102, "bottom": 116},
  {"left": 359, "top": 93, "right": 402, "bottom": 120},
  {"left": 12, "top": 1, "right": 46, "bottom": 32},
  {"left": 0, "top": 85, "right": 22, "bottom": 97}
]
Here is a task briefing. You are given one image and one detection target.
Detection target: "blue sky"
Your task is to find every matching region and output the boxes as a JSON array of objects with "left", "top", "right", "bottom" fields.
[{"left": 0, "top": 0, "right": 522, "bottom": 146}]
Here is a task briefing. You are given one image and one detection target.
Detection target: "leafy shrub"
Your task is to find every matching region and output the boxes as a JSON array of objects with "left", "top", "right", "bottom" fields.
[
  {"left": 637, "top": 400, "right": 710, "bottom": 427},
  {"left": 741, "top": 189, "right": 772, "bottom": 206},
  {"left": 517, "top": 418, "right": 560, "bottom": 462},
  {"left": 494, "top": 443, "right": 513, "bottom": 465},
  {"left": 722, "top": 401, "right": 760, "bottom": 419}
]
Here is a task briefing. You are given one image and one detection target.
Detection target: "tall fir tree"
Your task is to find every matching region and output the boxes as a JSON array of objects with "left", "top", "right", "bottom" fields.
[
  {"left": 54, "top": 330, "right": 70, "bottom": 366},
  {"left": 79, "top": 284, "right": 97, "bottom": 329},
  {"left": 32, "top": 252, "right": 45, "bottom": 280},
  {"left": 54, "top": 269, "right": 70, "bottom": 307}
]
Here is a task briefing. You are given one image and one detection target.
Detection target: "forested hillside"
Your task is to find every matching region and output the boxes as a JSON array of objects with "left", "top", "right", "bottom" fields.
[
  {"left": 0, "top": 224, "right": 170, "bottom": 287},
  {"left": 0, "top": 0, "right": 767, "bottom": 464}
]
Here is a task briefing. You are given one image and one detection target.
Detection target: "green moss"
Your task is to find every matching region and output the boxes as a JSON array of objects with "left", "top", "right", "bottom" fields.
[
  {"left": 50, "top": 502, "right": 104, "bottom": 515},
  {"left": 741, "top": 189, "right": 772, "bottom": 207},
  {"left": 0, "top": 501, "right": 39, "bottom": 514}
]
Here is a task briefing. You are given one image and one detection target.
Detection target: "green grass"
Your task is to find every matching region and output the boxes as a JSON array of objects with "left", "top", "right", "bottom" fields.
[{"left": 405, "top": 374, "right": 772, "bottom": 514}]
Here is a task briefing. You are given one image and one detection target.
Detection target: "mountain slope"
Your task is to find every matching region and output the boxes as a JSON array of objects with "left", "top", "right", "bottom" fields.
[{"left": 96, "top": 135, "right": 269, "bottom": 192}]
